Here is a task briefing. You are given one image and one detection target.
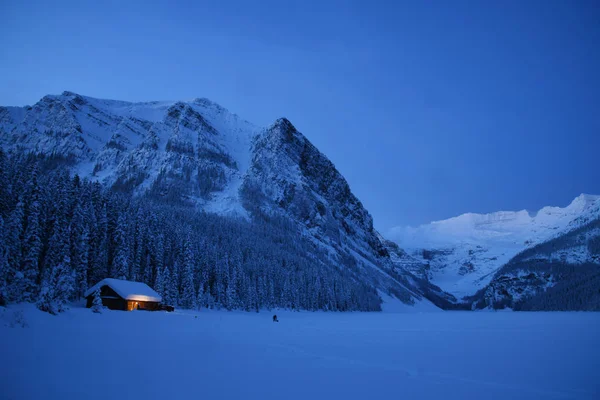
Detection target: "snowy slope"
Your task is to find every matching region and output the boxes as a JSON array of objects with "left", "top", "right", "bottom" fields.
[
  {"left": 2, "top": 304, "right": 599, "bottom": 400},
  {"left": 387, "top": 194, "right": 600, "bottom": 298}
]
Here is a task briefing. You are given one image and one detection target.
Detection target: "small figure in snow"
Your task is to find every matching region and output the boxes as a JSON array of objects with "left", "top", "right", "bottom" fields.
[{"left": 272, "top": 314, "right": 279, "bottom": 322}]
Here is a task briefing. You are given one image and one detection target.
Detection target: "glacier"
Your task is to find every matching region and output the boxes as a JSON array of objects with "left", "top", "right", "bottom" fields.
[{"left": 387, "top": 194, "right": 600, "bottom": 298}]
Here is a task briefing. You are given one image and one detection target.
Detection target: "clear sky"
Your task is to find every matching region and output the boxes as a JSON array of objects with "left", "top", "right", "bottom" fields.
[{"left": 1, "top": 0, "right": 599, "bottom": 231}]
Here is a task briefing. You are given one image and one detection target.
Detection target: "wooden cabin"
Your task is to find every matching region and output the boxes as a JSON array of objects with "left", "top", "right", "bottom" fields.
[{"left": 85, "top": 278, "right": 163, "bottom": 311}]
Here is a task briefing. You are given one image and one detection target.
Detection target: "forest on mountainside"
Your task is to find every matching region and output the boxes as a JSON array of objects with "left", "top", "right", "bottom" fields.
[{"left": 0, "top": 150, "right": 382, "bottom": 313}]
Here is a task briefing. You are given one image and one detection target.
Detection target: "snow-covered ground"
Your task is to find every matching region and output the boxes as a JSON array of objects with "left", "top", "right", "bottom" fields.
[{"left": 1, "top": 305, "right": 598, "bottom": 400}]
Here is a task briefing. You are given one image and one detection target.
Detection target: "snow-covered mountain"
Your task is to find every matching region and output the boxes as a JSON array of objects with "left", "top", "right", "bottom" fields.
[
  {"left": 387, "top": 194, "right": 600, "bottom": 299},
  {"left": 470, "top": 215, "right": 600, "bottom": 310},
  {"left": 0, "top": 92, "right": 257, "bottom": 215},
  {"left": 0, "top": 91, "right": 427, "bottom": 307}
]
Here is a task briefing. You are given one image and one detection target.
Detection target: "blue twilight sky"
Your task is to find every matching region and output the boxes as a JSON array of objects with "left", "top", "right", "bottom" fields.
[{"left": 1, "top": 0, "right": 599, "bottom": 231}]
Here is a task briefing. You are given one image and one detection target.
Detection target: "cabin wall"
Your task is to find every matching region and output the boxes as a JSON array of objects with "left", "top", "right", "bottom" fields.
[
  {"left": 85, "top": 285, "right": 128, "bottom": 311},
  {"left": 85, "top": 295, "right": 127, "bottom": 310},
  {"left": 127, "top": 300, "right": 160, "bottom": 311},
  {"left": 103, "top": 298, "right": 128, "bottom": 310}
]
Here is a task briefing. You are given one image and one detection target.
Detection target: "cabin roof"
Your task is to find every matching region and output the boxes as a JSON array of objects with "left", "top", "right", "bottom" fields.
[{"left": 84, "top": 278, "right": 162, "bottom": 302}]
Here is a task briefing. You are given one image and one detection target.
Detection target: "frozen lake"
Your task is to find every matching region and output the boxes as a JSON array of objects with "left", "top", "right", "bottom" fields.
[{"left": 1, "top": 305, "right": 599, "bottom": 400}]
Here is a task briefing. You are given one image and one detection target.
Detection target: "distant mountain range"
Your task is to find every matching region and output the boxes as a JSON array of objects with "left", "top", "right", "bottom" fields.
[
  {"left": 387, "top": 194, "right": 600, "bottom": 310},
  {"left": 1, "top": 91, "right": 598, "bottom": 311}
]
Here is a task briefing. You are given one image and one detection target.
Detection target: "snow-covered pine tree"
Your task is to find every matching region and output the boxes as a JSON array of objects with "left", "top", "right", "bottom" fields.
[
  {"left": 111, "top": 213, "right": 129, "bottom": 280},
  {"left": 181, "top": 264, "right": 196, "bottom": 309},
  {"left": 163, "top": 266, "right": 178, "bottom": 306},
  {"left": 225, "top": 262, "right": 239, "bottom": 311},
  {"left": 89, "top": 201, "right": 108, "bottom": 284},
  {"left": 213, "top": 254, "right": 226, "bottom": 308},
  {"left": 203, "top": 290, "right": 216, "bottom": 309},
  {"left": 37, "top": 279, "right": 56, "bottom": 315},
  {"left": 180, "top": 237, "right": 197, "bottom": 309},
  {"left": 52, "top": 255, "right": 75, "bottom": 313},
  {"left": 91, "top": 287, "right": 103, "bottom": 313},
  {"left": 83, "top": 199, "right": 98, "bottom": 282},
  {"left": 257, "top": 270, "right": 267, "bottom": 304},
  {"left": 0, "top": 216, "right": 8, "bottom": 306},
  {"left": 268, "top": 279, "right": 276, "bottom": 311},
  {"left": 143, "top": 253, "right": 152, "bottom": 286},
  {"left": 74, "top": 226, "right": 90, "bottom": 298},
  {"left": 132, "top": 211, "right": 146, "bottom": 282},
  {"left": 126, "top": 216, "right": 137, "bottom": 281},
  {"left": 154, "top": 265, "right": 165, "bottom": 300},
  {"left": 44, "top": 197, "right": 70, "bottom": 282},
  {"left": 5, "top": 198, "right": 25, "bottom": 301},
  {"left": 154, "top": 234, "right": 165, "bottom": 284},
  {"left": 247, "top": 277, "right": 259, "bottom": 312},
  {"left": 37, "top": 254, "right": 75, "bottom": 315},
  {"left": 180, "top": 268, "right": 195, "bottom": 308},
  {"left": 70, "top": 202, "right": 90, "bottom": 298},
  {"left": 0, "top": 149, "right": 10, "bottom": 220}
]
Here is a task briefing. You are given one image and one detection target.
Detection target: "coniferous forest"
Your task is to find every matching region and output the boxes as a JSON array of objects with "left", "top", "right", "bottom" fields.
[{"left": 0, "top": 150, "right": 382, "bottom": 313}]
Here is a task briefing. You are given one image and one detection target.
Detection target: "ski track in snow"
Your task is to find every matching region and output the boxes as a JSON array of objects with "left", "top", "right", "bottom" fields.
[{"left": 1, "top": 304, "right": 598, "bottom": 400}]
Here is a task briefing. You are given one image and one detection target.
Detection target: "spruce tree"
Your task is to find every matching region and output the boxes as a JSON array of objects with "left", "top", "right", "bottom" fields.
[
  {"left": 0, "top": 216, "right": 8, "bottom": 305},
  {"left": 225, "top": 264, "right": 239, "bottom": 311},
  {"left": 44, "top": 200, "right": 70, "bottom": 281},
  {"left": 154, "top": 265, "right": 165, "bottom": 300},
  {"left": 180, "top": 238, "right": 197, "bottom": 309},
  {"left": 163, "top": 266, "right": 178, "bottom": 306},
  {"left": 74, "top": 226, "right": 90, "bottom": 298},
  {"left": 6, "top": 199, "right": 25, "bottom": 298},
  {"left": 37, "top": 279, "right": 56, "bottom": 315},
  {"left": 111, "top": 213, "right": 129, "bottom": 280},
  {"left": 92, "top": 203, "right": 109, "bottom": 283},
  {"left": 52, "top": 255, "right": 75, "bottom": 312},
  {"left": 154, "top": 234, "right": 165, "bottom": 283},
  {"left": 181, "top": 263, "right": 196, "bottom": 309},
  {"left": 70, "top": 202, "right": 90, "bottom": 297},
  {"left": 0, "top": 148, "right": 10, "bottom": 219},
  {"left": 91, "top": 287, "right": 103, "bottom": 313}
]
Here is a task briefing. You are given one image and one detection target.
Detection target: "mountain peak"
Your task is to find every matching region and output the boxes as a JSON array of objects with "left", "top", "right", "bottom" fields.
[
  {"left": 192, "top": 97, "right": 225, "bottom": 111},
  {"left": 571, "top": 193, "right": 600, "bottom": 207},
  {"left": 270, "top": 118, "right": 299, "bottom": 140},
  {"left": 272, "top": 117, "right": 296, "bottom": 131}
]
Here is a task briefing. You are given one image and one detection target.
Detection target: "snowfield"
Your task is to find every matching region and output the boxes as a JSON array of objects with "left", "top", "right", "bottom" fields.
[{"left": 1, "top": 305, "right": 599, "bottom": 400}]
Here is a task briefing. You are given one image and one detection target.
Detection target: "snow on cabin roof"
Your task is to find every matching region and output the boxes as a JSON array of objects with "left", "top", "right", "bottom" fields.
[{"left": 84, "top": 278, "right": 162, "bottom": 303}]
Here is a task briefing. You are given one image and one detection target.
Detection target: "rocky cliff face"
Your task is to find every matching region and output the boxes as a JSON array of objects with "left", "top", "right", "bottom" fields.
[{"left": 242, "top": 118, "right": 387, "bottom": 261}]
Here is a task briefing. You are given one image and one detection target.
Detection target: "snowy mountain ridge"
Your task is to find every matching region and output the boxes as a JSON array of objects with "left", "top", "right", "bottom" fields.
[
  {"left": 0, "top": 91, "right": 258, "bottom": 216},
  {"left": 390, "top": 193, "right": 600, "bottom": 248},
  {"left": 0, "top": 91, "right": 428, "bottom": 308},
  {"left": 387, "top": 194, "right": 600, "bottom": 298}
]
